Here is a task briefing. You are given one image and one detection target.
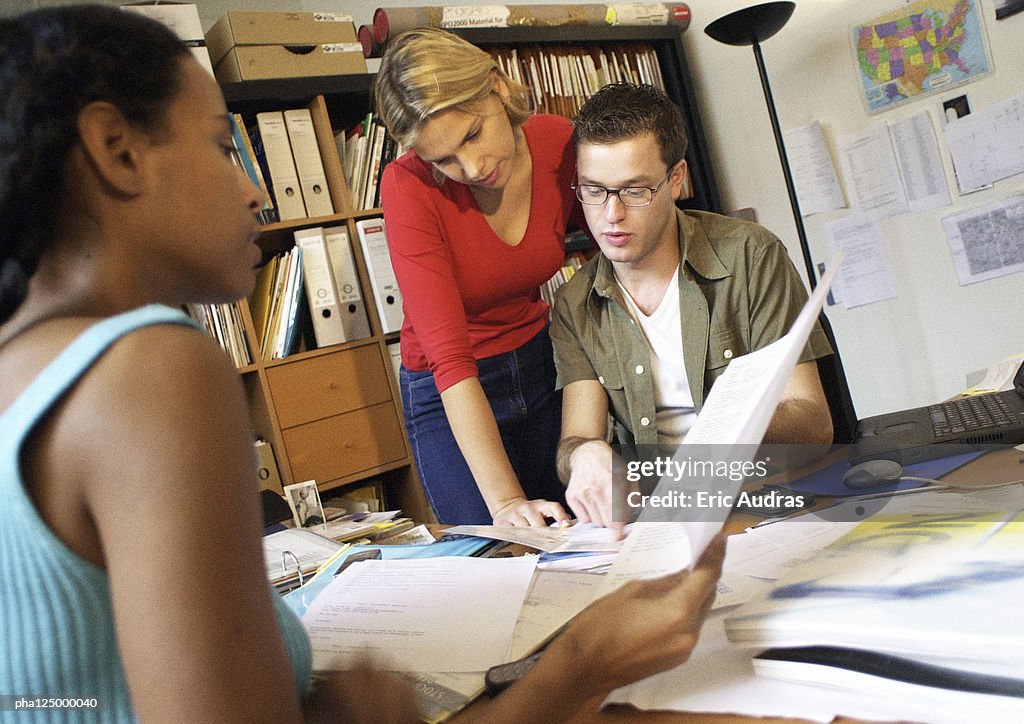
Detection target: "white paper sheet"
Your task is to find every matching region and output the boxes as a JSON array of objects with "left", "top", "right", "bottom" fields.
[
  {"left": 824, "top": 216, "right": 898, "bottom": 308},
  {"left": 302, "top": 555, "right": 536, "bottom": 672},
  {"left": 945, "top": 92, "right": 1024, "bottom": 193},
  {"left": 890, "top": 110, "right": 951, "bottom": 213},
  {"left": 667, "top": 251, "right": 842, "bottom": 450},
  {"left": 508, "top": 571, "right": 601, "bottom": 659},
  {"left": 837, "top": 123, "right": 910, "bottom": 219},
  {"left": 784, "top": 121, "right": 846, "bottom": 216},
  {"left": 596, "top": 522, "right": 693, "bottom": 597},
  {"left": 606, "top": 609, "right": 1024, "bottom": 723},
  {"left": 942, "top": 193, "right": 1024, "bottom": 285}
]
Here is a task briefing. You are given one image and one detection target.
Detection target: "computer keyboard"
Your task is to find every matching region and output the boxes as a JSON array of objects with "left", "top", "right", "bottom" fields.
[{"left": 928, "top": 395, "right": 1014, "bottom": 438}]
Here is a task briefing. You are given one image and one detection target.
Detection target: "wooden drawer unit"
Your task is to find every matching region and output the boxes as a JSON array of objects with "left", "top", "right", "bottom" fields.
[
  {"left": 280, "top": 401, "right": 407, "bottom": 485},
  {"left": 266, "top": 344, "right": 392, "bottom": 429}
]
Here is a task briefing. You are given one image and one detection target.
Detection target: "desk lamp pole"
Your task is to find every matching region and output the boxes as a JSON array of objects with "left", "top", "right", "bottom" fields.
[
  {"left": 705, "top": 2, "right": 858, "bottom": 439},
  {"left": 749, "top": 39, "right": 819, "bottom": 289},
  {"left": 704, "top": 1, "right": 818, "bottom": 288}
]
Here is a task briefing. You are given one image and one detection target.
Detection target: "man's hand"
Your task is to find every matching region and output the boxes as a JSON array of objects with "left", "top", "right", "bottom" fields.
[{"left": 563, "top": 439, "right": 618, "bottom": 529}]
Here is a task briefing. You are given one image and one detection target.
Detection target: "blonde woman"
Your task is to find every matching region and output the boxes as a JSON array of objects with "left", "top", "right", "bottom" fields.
[{"left": 375, "top": 28, "right": 582, "bottom": 525}]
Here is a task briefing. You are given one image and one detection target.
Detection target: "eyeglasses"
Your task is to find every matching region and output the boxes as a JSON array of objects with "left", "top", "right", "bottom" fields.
[{"left": 572, "top": 171, "right": 673, "bottom": 207}]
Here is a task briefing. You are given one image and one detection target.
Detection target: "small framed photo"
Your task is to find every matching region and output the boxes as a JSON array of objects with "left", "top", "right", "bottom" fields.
[{"left": 284, "top": 480, "right": 326, "bottom": 529}]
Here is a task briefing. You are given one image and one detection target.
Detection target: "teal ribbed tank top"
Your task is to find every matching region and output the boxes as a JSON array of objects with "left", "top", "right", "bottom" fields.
[{"left": 0, "top": 305, "right": 311, "bottom": 722}]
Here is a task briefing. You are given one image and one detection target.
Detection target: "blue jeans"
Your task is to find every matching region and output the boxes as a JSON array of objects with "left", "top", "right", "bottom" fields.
[{"left": 400, "top": 326, "right": 566, "bottom": 524}]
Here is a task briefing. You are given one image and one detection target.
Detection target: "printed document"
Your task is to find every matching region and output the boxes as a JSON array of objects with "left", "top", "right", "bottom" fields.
[
  {"left": 302, "top": 555, "right": 536, "bottom": 672},
  {"left": 784, "top": 121, "right": 846, "bottom": 216},
  {"left": 824, "top": 216, "right": 897, "bottom": 308}
]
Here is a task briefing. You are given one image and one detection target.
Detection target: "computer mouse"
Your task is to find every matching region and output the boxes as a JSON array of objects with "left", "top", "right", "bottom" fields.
[{"left": 842, "top": 459, "right": 904, "bottom": 490}]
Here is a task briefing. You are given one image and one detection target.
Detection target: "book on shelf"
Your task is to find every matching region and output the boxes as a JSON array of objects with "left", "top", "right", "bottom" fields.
[
  {"left": 252, "top": 247, "right": 309, "bottom": 360},
  {"left": 229, "top": 113, "right": 277, "bottom": 224},
  {"left": 250, "top": 253, "right": 279, "bottom": 351},
  {"left": 334, "top": 113, "right": 399, "bottom": 212},
  {"left": 725, "top": 509, "right": 1024, "bottom": 700},
  {"left": 489, "top": 42, "right": 666, "bottom": 118},
  {"left": 184, "top": 302, "right": 252, "bottom": 368},
  {"left": 362, "top": 117, "right": 387, "bottom": 210},
  {"left": 539, "top": 251, "right": 585, "bottom": 310},
  {"left": 276, "top": 247, "right": 308, "bottom": 359}
]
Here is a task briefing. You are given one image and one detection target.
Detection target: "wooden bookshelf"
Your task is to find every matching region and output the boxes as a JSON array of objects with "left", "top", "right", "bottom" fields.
[
  {"left": 221, "top": 86, "right": 430, "bottom": 523},
  {"left": 218, "top": 23, "right": 722, "bottom": 525}
]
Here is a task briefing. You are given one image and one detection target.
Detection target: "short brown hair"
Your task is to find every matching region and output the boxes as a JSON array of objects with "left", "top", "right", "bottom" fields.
[{"left": 572, "top": 83, "right": 688, "bottom": 170}]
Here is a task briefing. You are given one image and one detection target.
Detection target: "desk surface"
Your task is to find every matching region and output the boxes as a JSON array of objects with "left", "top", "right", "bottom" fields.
[{"left": 459, "top": 445, "right": 1024, "bottom": 724}]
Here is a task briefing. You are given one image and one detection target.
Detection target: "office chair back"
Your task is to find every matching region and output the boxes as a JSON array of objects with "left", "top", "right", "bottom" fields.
[{"left": 816, "top": 312, "right": 857, "bottom": 444}]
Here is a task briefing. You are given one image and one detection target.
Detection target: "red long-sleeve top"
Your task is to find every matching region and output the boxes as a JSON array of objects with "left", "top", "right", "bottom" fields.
[{"left": 380, "top": 114, "right": 579, "bottom": 393}]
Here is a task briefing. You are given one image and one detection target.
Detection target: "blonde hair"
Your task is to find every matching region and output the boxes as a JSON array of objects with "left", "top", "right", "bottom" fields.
[{"left": 373, "top": 27, "right": 532, "bottom": 149}]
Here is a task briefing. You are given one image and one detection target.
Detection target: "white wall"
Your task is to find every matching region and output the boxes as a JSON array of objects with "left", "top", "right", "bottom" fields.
[{"left": 678, "top": 0, "right": 1024, "bottom": 418}]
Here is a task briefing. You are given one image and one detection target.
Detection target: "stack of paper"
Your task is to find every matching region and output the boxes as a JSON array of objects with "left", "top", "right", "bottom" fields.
[{"left": 725, "top": 510, "right": 1024, "bottom": 701}]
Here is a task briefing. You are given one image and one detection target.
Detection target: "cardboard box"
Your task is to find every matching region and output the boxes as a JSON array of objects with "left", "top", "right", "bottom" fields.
[
  {"left": 213, "top": 44, "right": 366, "bottom": 83},
  {"left": 122, "top": 2, "right": 214, "bottom": 76},
  {"left": 206, "top": 11, "right": 366, "bottom": 82},
  {"left": 206, "top": 11, "right": 358, "bottom": 64}
]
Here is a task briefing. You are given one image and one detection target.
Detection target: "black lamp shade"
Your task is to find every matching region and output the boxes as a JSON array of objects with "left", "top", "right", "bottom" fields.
[{"left": 704, "top": 1, "right": 796, "bottom": 46}]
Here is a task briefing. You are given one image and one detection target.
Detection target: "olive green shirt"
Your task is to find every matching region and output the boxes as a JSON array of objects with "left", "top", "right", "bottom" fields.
[{"left": 550, "top": 209, "right": 833, "bottom": 445}]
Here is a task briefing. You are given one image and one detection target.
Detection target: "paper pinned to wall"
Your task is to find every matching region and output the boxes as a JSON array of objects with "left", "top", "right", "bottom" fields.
[
  {"left": 942, "top": 192, "right": 1024, "bottom": 285},
  {"left": 824, "top": 216, "right": 897, "bottom": 309},
  {"left": 889, "top": 110, "right": 951, "bottom": 213},
  {"left": 837, "top": 122, "right": 910, "bottom": 220},
  {"left": 944, "top": 92, "right": 1024, "bottom": 193},
  {"left": 784, "top": 121, "right": 846, "bottom": 216}
]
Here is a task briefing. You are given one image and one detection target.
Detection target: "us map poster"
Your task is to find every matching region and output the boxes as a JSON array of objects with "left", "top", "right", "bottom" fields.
[{"left": 853, "top": 0, "right": 991, "bottom": 113}]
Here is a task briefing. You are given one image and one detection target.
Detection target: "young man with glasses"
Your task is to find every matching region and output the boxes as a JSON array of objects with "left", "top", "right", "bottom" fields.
[{"left": 550, "top": 83, "right": 835, "bottom": 528}]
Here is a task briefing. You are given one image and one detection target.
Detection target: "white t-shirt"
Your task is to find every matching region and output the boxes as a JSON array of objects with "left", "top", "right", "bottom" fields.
[{"left": 617, "top": 266, "right": 696, "bottom": 445}]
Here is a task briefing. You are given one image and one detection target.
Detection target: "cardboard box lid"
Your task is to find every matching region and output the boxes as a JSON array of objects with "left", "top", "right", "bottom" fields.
[{"left": 206, "top": 11, "right": 357, "bottom": 65}]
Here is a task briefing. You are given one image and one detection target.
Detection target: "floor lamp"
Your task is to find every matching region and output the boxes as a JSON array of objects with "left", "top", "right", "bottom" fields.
[{"left": 705, "top": 1, "right": 859, "bottom": 442}]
